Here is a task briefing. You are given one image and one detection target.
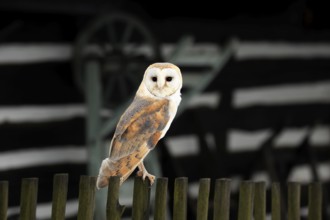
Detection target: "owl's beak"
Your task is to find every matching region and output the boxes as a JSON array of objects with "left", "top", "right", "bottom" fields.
[{"left": 157, "top": 78, "right": 165, "bottom": 88}]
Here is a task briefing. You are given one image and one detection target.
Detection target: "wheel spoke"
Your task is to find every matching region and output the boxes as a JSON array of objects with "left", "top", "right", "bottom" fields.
[
  {"left": 121, "top": 23, "right": 134, "bottom": 47},
  {"left": 106, "top": 22, "right": 118, "bottom": 49}
]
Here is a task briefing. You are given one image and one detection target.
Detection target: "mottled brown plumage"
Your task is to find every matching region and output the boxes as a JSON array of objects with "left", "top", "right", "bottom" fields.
[{"left": 97, "top": 63, "right": 182, "bottom": 189}]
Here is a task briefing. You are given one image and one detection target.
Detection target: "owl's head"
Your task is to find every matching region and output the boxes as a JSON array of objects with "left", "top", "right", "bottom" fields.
[{"left": 140, "top": 62, "right": 182, "bottom": 98}]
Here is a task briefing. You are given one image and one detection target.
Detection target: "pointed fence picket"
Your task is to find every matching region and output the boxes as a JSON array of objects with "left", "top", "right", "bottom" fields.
[{"left": 0, "top": 174, "right": 324, "bottom": 220}]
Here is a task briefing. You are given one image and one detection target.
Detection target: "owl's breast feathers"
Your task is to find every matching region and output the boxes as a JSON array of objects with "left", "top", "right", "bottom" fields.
[{"left": 97, "top": 97, "right": 173, "bottom": 188}]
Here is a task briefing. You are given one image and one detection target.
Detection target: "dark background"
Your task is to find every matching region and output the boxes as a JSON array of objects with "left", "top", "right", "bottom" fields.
[{"left": 0, "top": 0, "right": 329, "bottom": 219}]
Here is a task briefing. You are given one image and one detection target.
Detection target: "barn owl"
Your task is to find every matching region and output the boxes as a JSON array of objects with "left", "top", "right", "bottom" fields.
[{"left": 96, "top": 62, "right": 182, "bottom": 189}]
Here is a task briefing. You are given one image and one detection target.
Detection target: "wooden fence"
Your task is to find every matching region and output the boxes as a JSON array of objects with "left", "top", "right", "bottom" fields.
[{"left": 0, "top": 174, "right": 324, "bottom": 220}]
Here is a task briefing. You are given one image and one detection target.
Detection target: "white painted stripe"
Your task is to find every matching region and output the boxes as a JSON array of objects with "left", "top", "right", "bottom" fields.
[
  {"left": 310, "top": 125, "right": 330, "bottom": 145},
  {"left": 0, "top": 104, "right": 112, "bottom": 123},
  {"left": 236, "top": 42, "right": 330, "bottom": 59},
  {"left": 186, "top": 92, "right": 220, "bottom": 109},
  {"left": 0, "top": 95, "right": 218, "bottom": 123},
  {"left": 228, "top": 129, "right": 272, "bottom": 152},
  {"left": 166, "top": 127, "right": 330, "bottom": 155},
  {"left": 273, "top": 128, "right": 309, "bottom": 147},
  {"left": 1, "top": 42, "right": 330, "bottom": 65},
  {"left": 0, "top": 147, "right": 87, "bottom": 171},
  {"left": 7, "top": 199, "right": 78, "bottom": 219},
  {"left": 234, "top": 81, "right": 330, "bottom": 107},
  {"left": 165, "top": 135, "right": 200, "bottom": 156},
  {"left": 0, "top": 104, "right": 85, "bottom": 123},
  {"left": 228, "top": 126, "right": 330, "bottom": 152},
  {"left": 288, "top": 163, "right": 330, "bottom": 183},
  {"left": 0, "top": 44, "right": 71, "bottom": 64},
  {"left": 251, "top": 171, "right": 271, "bottom": 187}
]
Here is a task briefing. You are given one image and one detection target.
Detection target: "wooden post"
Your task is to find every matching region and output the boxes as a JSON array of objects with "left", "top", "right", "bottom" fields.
[
  {"left": 77, "top": 176, "right": 97, "bottom": 220},
  {"left": 51, "top": 174, "right": 68, "bottom": 220},
  {"left": 254, "top": 182, "right": 266, "bottom": 220},
  {"left": 154, "top": 178, "right": 168, "bottom": 220},
  {"left": 85, "top": 60, "right": 106, "bottom": 220},
  {"left": 106, "top": 176, "right": 125, "bottom": 220},
  {"left": 197, "top": 178, "right": 210, "bottom": 220},
  {"left": 287, "top": 182, "right": 300, "bottom": 220},
  {"left": 213, "top": 179, "right": 231, "bottom": 220},
  {"left": 237, "top": 181, "right": 254, "bottom": 220},
  {"left": 173, "top": 177, "right": 188, "bottom": 220},
  {"left": 132, "top": 177, "right": 151, "bottom": 220},
  {"left": 271, "top": 182, "right": 281, "bottom": 220},
  {"left": 0, "top": 181, "right": 8, "bottom": 220},
  {"left": 308, "top": 182, "right": 322, "bottom": 220},
  {"left": 19, "top": 178, "right": 38, "bottom": 220}
]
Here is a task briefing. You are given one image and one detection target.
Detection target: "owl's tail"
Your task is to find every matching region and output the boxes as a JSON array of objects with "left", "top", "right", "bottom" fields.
[
  {"left": 96, "top": 156, "right": 140, "bottom": 189},
  {"left": 96, "top": 158, "right": 114, "bottom": 189},
  {"left": 96, "top": 146, "right": 150, "bottom": 189}
]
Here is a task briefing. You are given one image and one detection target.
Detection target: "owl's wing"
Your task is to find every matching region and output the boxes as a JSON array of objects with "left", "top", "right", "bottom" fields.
[{"left": 109, "top": 97, "right": 170, "bottom": 161}]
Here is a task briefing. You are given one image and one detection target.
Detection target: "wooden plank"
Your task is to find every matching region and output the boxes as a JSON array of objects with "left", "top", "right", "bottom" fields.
[
  {"left": 173, "top": 177, "right": 188, "bottom": 220},
  {"left": 19, "top": 178, "right": 38, "bottom": 220},
  {"left": 308, "top": 182, "right": 322, "bottom": 220},
  {"left": 213, "top": 179, "right": 231, "bottom": 220},
  {"left": 132, "top": 177, "right": 151, "bottom": 220},
  {"left": 196, "top": 178, "right": 210, "bottom": 220},
  {"left": 106, "top": 176, "right": 125, "bottom": 220},
  {"left": 0, "top": 164, "right": 84, "bottom": 205},
  {"left": 170, "top": 104, "right": 330, "bottom": 135},
  {"left": 271, "top": 182, "right": 281, "bottom": 220},
  {"left": 154, "top": 178, "right": 168, "bottom": 220},
  {"left": 2, "top": 103, "right": 330, "bottom": 148},
  {"left": 77, "top": 176, "right": 97, "bottom": 220},
  {"left": 168, "top": 147, "right": 330, "bottom": 180},
  {"left": 287, "top": 182, "right": 300, "bottom": 220},
  {"left": 237, "top": 181, "right": 254, "bottom": 220},
  {"left": 254, "top": 182, "right": 266, "bottom": 220},
  {"left": 207, "top": 59, "right": 330, "bottom": 89},
  {"left": 51, "top": 174, "right": 68, "bottom": 220},
  {"left": 1, "top": 59, "right": 330, "bottom": 105},
  {"left": 0, "top": 181, "right": 8, "bottom": 220}
]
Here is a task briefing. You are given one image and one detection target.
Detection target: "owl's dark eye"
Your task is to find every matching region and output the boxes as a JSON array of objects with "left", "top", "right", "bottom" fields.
[
  {"left": 166, "top": 76, "right": 173, "bottom": 82},
  {"left": 151, "top": 76, "right": 157, "bottom": 82}
]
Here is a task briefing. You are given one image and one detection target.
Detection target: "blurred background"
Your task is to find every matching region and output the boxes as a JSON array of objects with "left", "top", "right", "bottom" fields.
[{"left": 0, "top": 0, "right": 329, "bottom": 219}]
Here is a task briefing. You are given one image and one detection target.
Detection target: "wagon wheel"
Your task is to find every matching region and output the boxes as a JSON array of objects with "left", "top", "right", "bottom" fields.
[{"left": 73, "top": 12, "right": 161, "bottom": 107}]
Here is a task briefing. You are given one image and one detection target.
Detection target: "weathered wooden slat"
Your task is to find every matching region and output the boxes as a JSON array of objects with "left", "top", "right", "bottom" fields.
[
  {"left": 1, "top": 59, "right": 330, "bottom": 105},
  {"left": 3, "top": 174, "right": 328, "bottom": 220},
  {"left": 254, "top": 182, "right": 266, "bottom": 220},
  {"left": 213, "top": 179, "right": 231, "bottom": 220},
  {"left": 209, "top": 59, "right": 330, "bottom": 89},
  {"left": 51, "top": 174, "right": 68, "bottom": 220},
  {"left": 166, "top": 147, "right": 330, "bottom": 180},
  {"left": 2, "top": 104, "right": 330, "bottom": 149},
  {"left": 154, "top": 178, "right": 168, "bottom": 220},
  {"left": 77, "top": 176, "right": 97, "bottom": 220},
  {"left": 0, "top": 181, "right": 8, "bottom": 220},
  {"left": 308, "top": 182, "right": 322, "bottom": 220},
  {"left": 106, "top": 176, "right": 125, "bottom": 220},
  {"left": 288, "top": 182, "right": 300, "bottom": 220},
  {"left": 237, "top": 181, "right": 254, "bottom": 220},
  {"left": 197, "top": 178, "right": 210, "bottom": 220},
  {"left": 173, "top": 177, "right": 188, "bottom": 220},
  {"left": 171, "top": 104, "right": 330, "bottom": 135},
  {"left": 132, "top": 177, "right": 151, "bottom": 220},
  {"left": 271, "top": 182, "right": 281, "bottom": 220},
  {"left": 19, "top": 178, "right": 38, "bottom": 220}
]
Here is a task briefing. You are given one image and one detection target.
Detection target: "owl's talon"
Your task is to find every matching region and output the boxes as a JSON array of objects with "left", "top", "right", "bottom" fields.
[{"left": 137, "top": 170, "right": 155, "bottom": 185}]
